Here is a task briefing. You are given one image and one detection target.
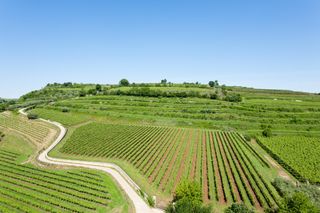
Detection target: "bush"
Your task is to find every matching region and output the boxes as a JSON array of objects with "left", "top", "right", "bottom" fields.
[
  {"left": 225, "top": 203, "right": 254, "bottom": 213},
  {"left": 61, "top": 107, "right": 70, "bottom": 113},
  {"left": 165, "top": 180, "right": 211, "bottom": 213},
  {"left": 279, "top": 192, "right": 318, "bottom": 213},
  {"left": 0, "top": 131, "right": 4, "bottom": 141},
  {"left": 224, "top": 94, "right": 242, "bottom": 102},
  {"left": 27, "top": 113, "right": 38, "bottom": 120},
  {"left": 146, "top": 195, "right": 155, "bottom": 207},
  {"left": 173, "top": 180, "right": 202, "bottom": 203},
  {"left": 165, "top": 198, "right": 211, "bottom": 213},
  {"left": 262, "top": 128, "right": 272, "bottom": 137}
]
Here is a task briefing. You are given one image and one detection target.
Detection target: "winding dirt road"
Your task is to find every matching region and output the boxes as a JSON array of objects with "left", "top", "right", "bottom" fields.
[{"left": 19, "top": 108, "right": 163, "bottom": 213}]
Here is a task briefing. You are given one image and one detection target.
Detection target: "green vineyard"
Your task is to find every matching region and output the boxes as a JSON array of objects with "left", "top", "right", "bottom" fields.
[
  {"left": 258, "top": 136, "right": 320, "bottom": 184},
  {"left": 0, "top": 149, "right": 114, "bottom": 212},
  {"left": 0, "top": 113, "right": 51, "bottom": 144},
  {"left": 60, "top": 123, "right": 281, "bottom": 209}
]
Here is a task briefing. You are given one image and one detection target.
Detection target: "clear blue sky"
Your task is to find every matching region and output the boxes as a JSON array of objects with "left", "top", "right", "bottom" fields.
[{"left": 0, "top": 0, "right": 319, "bottom": 98}]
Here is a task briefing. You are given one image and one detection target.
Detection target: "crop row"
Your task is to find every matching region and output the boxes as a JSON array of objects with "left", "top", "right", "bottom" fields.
[{"left": 61, "top": 123, "right": 280, "bottom": 209}]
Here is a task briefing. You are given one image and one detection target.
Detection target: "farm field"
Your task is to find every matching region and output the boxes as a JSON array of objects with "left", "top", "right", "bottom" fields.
[
  {"left": 258, "top": 136, "right": 320, "bottom": 184},
  {"left": 0, "top": 113, "right": 130, "bottom": 213},
  {"left": 53, "top": 122, "right": 281, "bottom": 209},
  {"left": 31, "top": 91, "right": 320, "bottom": 136}
]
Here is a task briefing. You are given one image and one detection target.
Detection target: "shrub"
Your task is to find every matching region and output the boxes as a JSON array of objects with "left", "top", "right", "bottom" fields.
[
  {"left": 225, "top": 203, "right": 254, "bottom": 213},
  {"left": 61, "top": 107, "right": 70, "bottom": 113},
  {"left": 279, "top": 192, "right": 318, "bottom": 213},
  {"left": 27, "top": 113, "right": 38, "bottom": 120},
  {"left": 224, "top": 94, "right": 242, "bottom": 102},
  {"left": 146, "top": 195, "right": 155, "bottom": 207},
  {"left": 262, "top": 128, "right": 272, "bottom": 137},
  {"left": 0, "top": 131, "right": 4, "bottom": 141},
  {"left": 173, "top": 180, "right": 202, "bottom": 203}
]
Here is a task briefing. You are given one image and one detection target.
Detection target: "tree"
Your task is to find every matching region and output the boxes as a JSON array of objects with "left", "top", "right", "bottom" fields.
[
  {"left": 87, "top": 89, "right": 97, "bottom": 95},
  {"left": 119, "top": 79, "right": 130, "bottom": 86},
  {"left": 79, "top": 90, "right": 86, "bottom": 97},
  {"left": 208, "top": 81, "right": 215, "bottom": 87},
  {"left": 161, "top": 79, "right": 167, "bottom": 84},
  {"left": 214, "top": 80, "right": 219, "bottom": 86},
  {"left": 279, "top": 192, "right": 318, "bottom": 213},
  {"left": 96, "top": 84, "right": 102, "bottom": 92},
  {"left": 173, "top": 180, "right": 202, "bottom": 203},
  {"left": 165, "top": 180, "right": 211, "bottom": 213},
  {"left": 225, "top": 203, "right": 254, "bottom": 213}
]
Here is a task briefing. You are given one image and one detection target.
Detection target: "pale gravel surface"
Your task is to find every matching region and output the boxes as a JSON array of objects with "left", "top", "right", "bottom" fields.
[{"left": 19, "top": 108, "right": 163, "bottom": 213}]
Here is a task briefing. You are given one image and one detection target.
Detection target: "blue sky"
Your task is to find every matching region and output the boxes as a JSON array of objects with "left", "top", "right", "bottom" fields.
[{"left": 0, "top": 0, "right": 319, "bottom": 98}]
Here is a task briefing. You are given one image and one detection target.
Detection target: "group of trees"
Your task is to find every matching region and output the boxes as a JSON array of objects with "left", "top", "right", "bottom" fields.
[
  {"left": 208, "top": 80, "right": 219, "bottom": 88},
  {"left": 165, "top": 180, "right": 319, "bottom": 213}
]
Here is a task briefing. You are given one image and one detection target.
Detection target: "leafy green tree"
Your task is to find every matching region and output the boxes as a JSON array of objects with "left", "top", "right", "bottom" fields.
[
  {"left": 208, "top": 81, "right": 215, "bottom": 87},
  {"left": 225, "top": 203, "right": 254, "bottom": 213},
  {"left": 119, "top": 79, "right": 130, "bottom": 86},
  {"left": 165, "top": 180, "right": 211, "bottom": 213},
  {"left": 173, "top": 180, "right": 202, "bottom": 203},
  {"left": 279, "top": 192, "right": 318, "bottom": 213},
  {"left": 96, "top": 84, "right": 102, "bottom": 92},
  {"left": 161, "top": 79, "right": 167, "bottom": 84},
  {"left": 79, "top": 90, "right": 86, "bottom": 97}
]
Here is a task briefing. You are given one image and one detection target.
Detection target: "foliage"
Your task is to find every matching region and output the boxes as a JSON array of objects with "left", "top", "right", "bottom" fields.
[
  {"left": 119, "top": 79, "right": 130, "bottom": 86},
  {"left": 262, "top": 128, "right": 272, "bottom": 137},
  {"left": 173, "top": 180, "right": 202, "bottom": 203},
  {"left": 0, "top": 131, "right": 4, "bottom": 141},
  {"left": 224, "top": 203, "right": 255, "bottom": 213},
  {"left": 95, "top": 84, "right": 102, "bottom": 92},
  {"left": 27, "top": 113, "right": 38, "bottom": 120},
  {"left": 166, "top": 180, "right": 211, "bottom": 213},
  {"left": 61, "top": 107, "right": 70, "bottom": 113},
  {"left": 146, "top": 195, "right": 155, "bottom": 207},
  {"left": 224, "top": 94, "right": 242, "bottom": 102},
  {"left": 279, "top": 192, "right": 318, "bottom": 213},
  {"left": 165, "top": 198, "right": 211, "bottom": 213},
  {"left": 272, "top": 178, "right": 320, "bottom": 210},
  {"left": 258, "top": 136, "right": 320, "bottom": 183}
]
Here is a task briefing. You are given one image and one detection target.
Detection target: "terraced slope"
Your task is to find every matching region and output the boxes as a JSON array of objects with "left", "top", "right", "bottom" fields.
[
  {"left": 0, "top": 113, "right": 129, "bottom": 213},
  {"left": 59, "top": 122, "right": 280, "bottom": 209},
  {"left": 0, "top": 112, "right": 51, "bottom": 144}
]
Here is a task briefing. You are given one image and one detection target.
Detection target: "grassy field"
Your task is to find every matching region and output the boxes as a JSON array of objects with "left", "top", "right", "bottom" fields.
[
  {"left": 0, "top": 113, "right": 130, "bottom": 213},
  {"left": 48, "top": 122, "right": 281, "bottom": 210}
]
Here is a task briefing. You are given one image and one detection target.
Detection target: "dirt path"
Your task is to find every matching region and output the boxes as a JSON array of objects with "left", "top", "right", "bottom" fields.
[
  {"left": 264, "top": 155, "right": 293, "bottom": 181},
  {"left": 19, "top": 108, "right": 163, "bottom": 213}
]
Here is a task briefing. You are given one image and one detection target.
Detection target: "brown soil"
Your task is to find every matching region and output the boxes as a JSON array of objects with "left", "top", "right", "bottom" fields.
[{"left": 209, "top": 132, "right": 226, "bottom": 204}]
